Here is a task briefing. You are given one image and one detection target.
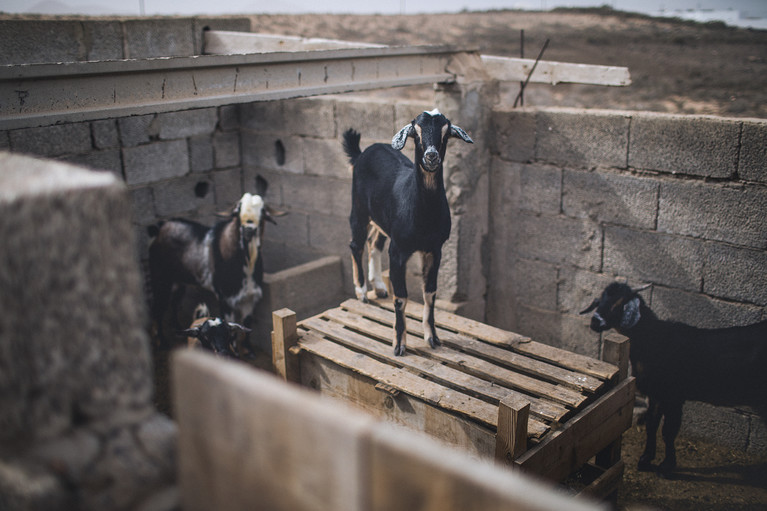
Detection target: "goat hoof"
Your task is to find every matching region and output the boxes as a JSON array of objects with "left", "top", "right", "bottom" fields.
[
  {"left": 428, "top": 336, "right": 441, "bottom": 349},
  {"left": 637, "top": 456, "right": 654, "bottom": 472},
  {"left": 393, "top": 344, "right": 406, "bottom": 357},
  {"left": 658, "top": 458, "right": 676, "bottom": 478},
  {"left": 375, "top": 288, "right": 389, "bottom": 299}
]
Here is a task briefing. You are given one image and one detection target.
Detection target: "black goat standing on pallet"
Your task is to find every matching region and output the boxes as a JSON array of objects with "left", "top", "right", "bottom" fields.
[
  {"left": 343, "top": 109, "right": 473, "bottom": 356},
  {"left": 581, "top": 282, "right": 767, "bottom": 476},
  {"left": 148, "top": 176, "right": 276, "bottom": 351}
]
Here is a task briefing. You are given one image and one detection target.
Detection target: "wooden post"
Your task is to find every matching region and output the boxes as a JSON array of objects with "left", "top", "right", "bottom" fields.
[
  {"left": 272, "top": 308, "right": 300, "bottom": 383},
  {"left": 495, "top": 395, "right": 530, "bottom": 465},
  {"left": 602, "top": 333, "right": 630, "bottom": 383}
]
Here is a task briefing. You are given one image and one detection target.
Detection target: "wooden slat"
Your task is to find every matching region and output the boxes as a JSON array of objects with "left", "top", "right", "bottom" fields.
[
  {"left": 298, "top": 330, "right": 552, "bottom": 438},
  {"left": 339, "top": 300, "right": 602, "bottom": 393},
  {"left": 515, "top": 377, "right": 636, "bottom": 482},
  {"left": 304, "top": 313, "right": 565, "bottom": 424},
  {"left": 481, "top": 55, "right": 631, "bottom": 86},
  {"left": 366, "top": 298, "right": 618, "bottom": 381},
  {"left": 337, "top": 301, "right": 587, "bottom": 409},
  {"left": 326, "top": 306, "right": 584, "bottom": 409}
]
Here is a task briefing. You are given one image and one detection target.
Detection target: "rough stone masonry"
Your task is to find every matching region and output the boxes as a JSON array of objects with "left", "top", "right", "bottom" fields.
[{"left": 0, "top": 152, "right": 176, "bottom": 511}]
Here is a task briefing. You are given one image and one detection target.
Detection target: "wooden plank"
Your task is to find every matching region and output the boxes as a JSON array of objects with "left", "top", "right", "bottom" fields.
[
  {"left": 579, "top": 460, "right": 625, "bottom": 501},
  {"left": 298, "top": 352, "right": 501, "bottom": 459},
  {"left": 366, "top": 298, "right": 618, "bottom": 381},
  {"left": 322, "top": 307, "right": 583, "bottom": 412},
  {"left": 495, "top": 396, "right": 530, "bottom": 464},
  {"left": 603, "top": 333, "right": 630, "bottom": 382},
  {"left": 272, "top": 308, "right": 300, "bottom": 382},
  {"left": 515, "top": 377, "right": 636, "bottom": 483},
  {"left": 481, "top": 55, "right": 631, "bottom": 86},
  {"left": 304, "top": 313, "right": 564, "bottom": 424},
  {"left": 298, "top": 330, "right": 499, "bottom": 430}
]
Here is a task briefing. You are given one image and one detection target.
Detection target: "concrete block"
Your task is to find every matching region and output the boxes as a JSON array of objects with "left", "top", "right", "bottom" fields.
[
  {"left": 512, "top": 212, "right": 602, "bottom": 272},
  {"left": 188, "top": 135, "right": 214, "bottom": 172},
  {"left": 748, "top": 415, "right": 767, "bottom": 456},
  {"left": 658, "top": 180, "right": 767, "bottom": 249},
  {"left": 213, "top": 131, "right": 241, "bottom": 169},
  {"left": 604, "top": 226, "right": 704, "bottom": 292},
  {"left": 10, "top": 123, "right": 91, "bottom": 158},
  {"left": 302, "top": 137, "right": 350, "bottom": 179},
  {"left": 739, "top": 120, "right": 767, "bottom": 184},
  {"left": 562, "top": 169, "right": 658, "bottom": 229},
  {"left": 335, "top": 99, "right": 395, "bottom": 141},
  {"left": 219, "top": 105, "right": 240, "bottom": 131},
  {"left": 282, "top": 98, "right": 336, "bottom": 138},
  {"left": 681, "top": 402, "right": 750, "bottom": 451},
  {"left": 152, "top": 173, "right": 214, "bottom": 217},
  {"left": 511, "top": 258, "right": 559, "bottom": 311},
  {"left": 123, "top": 19, "right": 195, "bottom": 59},
  {"left": 174, "top": 350, "right": 374, "bottom": 511},
  {"left": 263, "top": 210, "right": 309, "bottom": 248},
  {"left": 536, "top": 109, "right": 629, "bottom": 169},
  {"left": 242, "top": 168, "right": 285, "bottom": 206},
  {"left": 156, "top": 108, "right": 218, "bottom": 140},
  {"left": 0, "top": 153, "right": 154, "bottom": 440},
  {"left": 212, "top": 168, "right": 243, "bottom": 209},
  {"left": 91, "top": 119, "right": 120, "bottom": 150},
  {"left": 82, "top": 21, "right": 124, "bottom": 61},
  {"left": 123, "top": 140, "right": 189, "bottom": 186},
  {"left": 193, "top": 17, "right": 251, "bottom": 55},
  {"left": 514, "top": 304, "right": 600, "bottom": 359},
  {"left": 118, "top": 115, "right": 156, "bottom": 147},
  {"left": 0, "top": 20, "right": 83, "bottom": 65},
  {"left": 395, "top": 100, "right": 434, "bottom": 133},
  {"left": 0, "top": 132, "right": 9, "bottom": 150},
  {"left": 282, "top": 174, "right": 351, "bottom": 217},
  {"left": 129, "top": 186, "right": 156, "bottom": 225},
  {"left": 491, "top": 108, "right": 536, "bottom": 163},
  {"left": 556, "top": 268, "right": 617, "bottom": 316},
  {"left": 650, "top": 286, "right": 764, "bottom": 330},
  {"left": 308, "top": 213, "right": 351, "bottom": 256},
  {"left": 704, "top": 243, "right": 767, "bottom": 306},
  {"left": 239, "top": 101, "right": 284, "bottom": 132},
  {"left": 630, "top": 113, "right": 739, "bottom": 178},
  {"left": 60, "top": 149, "right": 122, "bottom": 177},
  {"left": 515, "top": 162, "right": 562, "bottom": 215},
  {"left": 242, "top": 132, "right": 304, "bottom": 174}
]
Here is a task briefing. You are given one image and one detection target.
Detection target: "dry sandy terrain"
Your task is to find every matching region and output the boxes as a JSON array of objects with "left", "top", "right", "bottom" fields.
[{"left": 247, "top": 9, "right": 767, "bottom": 118}]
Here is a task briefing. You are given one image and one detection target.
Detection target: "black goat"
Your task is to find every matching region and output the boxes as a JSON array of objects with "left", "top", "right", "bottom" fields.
[
  {"left": 343, "top": 109, "right": 473, "bottom": 356},
  {"left": 148, "top": 177, "right": 275, "bottom": 349},
  {"left": 582, "top": 282, "right": 767, "bottom": 476},
  {"left": 182, "top": 315, "right": 251, "bottom": 358}
]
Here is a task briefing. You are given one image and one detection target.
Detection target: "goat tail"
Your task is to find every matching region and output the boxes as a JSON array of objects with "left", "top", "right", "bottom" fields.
[{"left": 342, "top": 128, "right": 362, "bottom": 166}]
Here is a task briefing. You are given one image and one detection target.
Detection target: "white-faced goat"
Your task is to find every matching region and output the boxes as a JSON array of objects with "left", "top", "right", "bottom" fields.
[
  {"left": 148, "top": 176, "right": 276, "bottom": 349},
  {"left": 182, "top": 314, "right": 251, "bottom": 359},
  {"left": 343, "top": 109, "right": 473, "bottom": 356},
  {"left": 581, "top": 282, "right": 767, "bottom": 476}
]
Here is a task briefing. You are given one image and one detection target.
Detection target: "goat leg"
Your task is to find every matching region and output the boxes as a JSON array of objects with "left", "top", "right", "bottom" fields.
[
  {"left": 349, "top": 239, "right": 368, "bottom": 303},
  {"left": 421, "top": 250, "right": 441, "bottom": 349},
  {"left": 658, "top": 401, "right": 683, "bottom": 477},
  {"left": 389, "top": 247, "right": 409, "bottom": 356},
  {"left": 638, "top": 398, "right": 661, "bottom": 471}
]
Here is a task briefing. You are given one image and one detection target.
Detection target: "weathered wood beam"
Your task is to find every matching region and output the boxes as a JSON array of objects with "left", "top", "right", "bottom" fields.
[{"left": 481, "top": 54, "right": 631, "bottom": 86}]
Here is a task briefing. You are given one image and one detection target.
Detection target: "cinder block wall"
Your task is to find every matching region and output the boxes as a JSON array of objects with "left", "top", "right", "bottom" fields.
[{"left": 489, "top": 107, "right": 767, "bottom": 453}]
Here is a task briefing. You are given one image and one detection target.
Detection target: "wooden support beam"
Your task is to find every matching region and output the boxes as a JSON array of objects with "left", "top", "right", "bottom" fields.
[
  {"left": 272, "top": 308, "right": 300, "bottom": 383},
  {"left": 495, "top": 395, "right": 530, "bottom": 465},
  {"left": 481, "top": 55, "right": 631, "bottom": 86},
  {"left": 602, "top": 333, "right": 631, "bottom": 382}
]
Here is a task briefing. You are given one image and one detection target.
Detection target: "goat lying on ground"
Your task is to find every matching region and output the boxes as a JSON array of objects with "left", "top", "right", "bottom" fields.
[
  {"left": 148, "top": 176, "right": 275, "bottom": 349},
  {"left": 182, "top": 310, "right": 251, "bottom": 358},
  {"left": 581, "top": 282, "right": 767, "bottom": 476},
  {"left": 343, "top": 109, "right": 473, "bottom": 356}
]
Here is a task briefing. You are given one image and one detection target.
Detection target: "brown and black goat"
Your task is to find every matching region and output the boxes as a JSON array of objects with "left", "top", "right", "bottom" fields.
[
  {"left": 343, "top": 109, "right": 473, "bottom": 356},
  {"left": 581, "top": 282, "right": 767, "bottom": 476},
  {"left": 148, "top": 176, "right": 276, "bottom": 350},
  {"left": 182, "top": 314, "right": 251, "bottom": 358}
]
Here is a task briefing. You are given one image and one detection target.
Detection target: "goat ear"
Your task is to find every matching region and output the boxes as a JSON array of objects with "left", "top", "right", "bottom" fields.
[
  {"left": 180, "top": 327, "right": 201, "bottom": 338},
  {"left": 229, "top": 323, "right": 252, "bottom": 334},
  {"left": 579, "top": 298, "right": 599, "bottom": 315},
  {"left": 620, "top": 298, "right": 641, "bottom": 329},
  {"left": 255, "top": 175, "right": 269, "bottom": 197},
  {"left": 392, "top": 123, "right": 414, "bottom": 151},
  {"left": 265, "top": 205, "right": 287, "bottom": 224},
  {"left": 450, "top": 125, "right": 473, "bottom": 144}
]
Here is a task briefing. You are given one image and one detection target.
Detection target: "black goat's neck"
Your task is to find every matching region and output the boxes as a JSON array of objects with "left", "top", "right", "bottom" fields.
[
  {"left": 415, "top": 161, "right": 446, "bottom": 194},
  {"left": 219, "top": 217, "right": 242, "bottom": 262},
  {"left": 617, "top": 301, "right": 658, "bottom": 337}
]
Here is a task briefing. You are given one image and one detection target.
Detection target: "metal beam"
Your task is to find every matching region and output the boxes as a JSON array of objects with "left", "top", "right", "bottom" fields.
[{"left": 0, "top": 45, "right": 461, "bottom": 130}]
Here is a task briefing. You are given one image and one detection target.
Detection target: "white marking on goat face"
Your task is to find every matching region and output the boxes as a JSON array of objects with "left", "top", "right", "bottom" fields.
[{"left": 238, "top": 193, "right": 264, "bottom": 234}]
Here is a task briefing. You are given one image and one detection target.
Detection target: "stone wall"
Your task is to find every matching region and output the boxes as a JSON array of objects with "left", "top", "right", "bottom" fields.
[{"left": 489, "top": 107, "right": 767, "bottom": 453}]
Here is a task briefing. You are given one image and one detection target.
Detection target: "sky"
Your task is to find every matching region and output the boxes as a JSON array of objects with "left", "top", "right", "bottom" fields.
[{"left": 1, "top": 0, "right": 765, "bottom": 21}]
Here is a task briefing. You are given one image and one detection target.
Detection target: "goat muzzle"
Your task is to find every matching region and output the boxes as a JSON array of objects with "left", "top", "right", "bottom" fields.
[
  {"left": 422, "top": 148, "right": 441, "bottom": 172},
  {"left": 241, "top": 224, "right": 257, "bottom": 243}
]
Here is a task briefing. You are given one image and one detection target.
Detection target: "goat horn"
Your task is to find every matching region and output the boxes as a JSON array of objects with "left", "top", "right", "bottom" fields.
[{"left": 633, "top": 283, "right": 652, "bottom": 293}]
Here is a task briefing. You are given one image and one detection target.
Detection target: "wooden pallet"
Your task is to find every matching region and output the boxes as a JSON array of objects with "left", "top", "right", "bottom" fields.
[{"left": 272, "top": 298, "right": 635, "bottom": 499}]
